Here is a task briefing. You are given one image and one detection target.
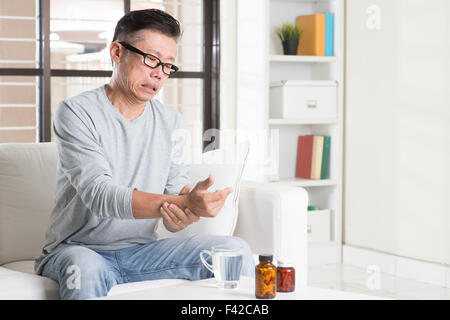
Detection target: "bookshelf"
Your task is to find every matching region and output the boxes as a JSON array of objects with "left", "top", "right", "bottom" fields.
[
  {"left": 268, "top": 118, "right": 337, "bottom": 125},
  {"left": 274, "top": 178, "right": 338, "bottom": 187},
  {"left": 269, "top": 54, "right": 337, "bottom": 63},
  {"left": 264, "top": 0, "right": 344, "bottom": 265}
]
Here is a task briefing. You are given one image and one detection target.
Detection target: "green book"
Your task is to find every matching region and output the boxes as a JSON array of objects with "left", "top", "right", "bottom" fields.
[{"left": 320, "top": 136, "right": 331, "bottom": 179}]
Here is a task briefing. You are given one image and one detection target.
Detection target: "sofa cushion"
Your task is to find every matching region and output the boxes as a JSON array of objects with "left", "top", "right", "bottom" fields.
[
  {"left": 107, "top": 279, "right": 190, "bottom": 297},
  {"left": 154, "top": 143, "right": 249, "bottom": 239},
  {"left": 0, "top": 260, "right": 192, "bottom": 299},
  {"left": 0, "top": 143, "right": 57, "bottom": 265},
  {"left": 1, "top": 260, "right": 36, "bottom": 274},
  {"left": 0, "top": 265, "right": 59, "bottom": 300}
]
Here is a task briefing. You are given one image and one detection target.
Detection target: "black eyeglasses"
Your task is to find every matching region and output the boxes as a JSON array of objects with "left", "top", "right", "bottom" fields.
[{"left": 118, "top": 41, "right": 179, "bottom": 75}]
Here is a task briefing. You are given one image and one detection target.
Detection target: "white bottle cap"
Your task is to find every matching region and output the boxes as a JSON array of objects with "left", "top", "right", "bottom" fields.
[{"left": 277, "top": 261, "right": 293, "bottom": 268}]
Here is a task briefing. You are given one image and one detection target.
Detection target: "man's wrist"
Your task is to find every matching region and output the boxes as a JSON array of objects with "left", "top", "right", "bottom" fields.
[
  {"left": 160, "top": 193, "right": 189, "bottom": 212},
  {"left": 176, "top": 193, "right": 189, "bottom": 211},
  {"left": 132, "top": 190, "right": 187, "bottom": 219}
]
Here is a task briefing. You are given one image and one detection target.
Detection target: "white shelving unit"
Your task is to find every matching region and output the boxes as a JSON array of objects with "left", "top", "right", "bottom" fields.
[
  {"left": 264, "top": 0, "right": 344, "bottom": 265},
  {"left": 268, "top": 118, "right": 338, "bottom": 125},
  {"left": 269, "top": 54, "right": 338, "bottom": 63},
  {"left": 274, "top": 178, "right": 338, "bottom": 187}
]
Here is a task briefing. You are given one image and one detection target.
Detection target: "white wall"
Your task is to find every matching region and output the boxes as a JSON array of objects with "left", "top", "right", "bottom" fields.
[
  {"left": 220, "top": 0, "right": 267, "bottom": 182},
  {"left": 344, "top": 0, "right": 450, "bottom": 265},
  {"left": 220, "top": 0, "right": 237, "bottom": 139},
  {"left": 235, "top": 0, "right": 267, "bottom": 182}
]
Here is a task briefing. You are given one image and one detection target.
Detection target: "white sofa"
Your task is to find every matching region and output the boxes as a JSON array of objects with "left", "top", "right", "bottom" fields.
[{"left": 0, "top": 142, "right": 308, "bottom": 299}]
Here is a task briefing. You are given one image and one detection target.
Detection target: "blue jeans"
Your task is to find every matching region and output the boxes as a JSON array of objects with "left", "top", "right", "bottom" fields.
[{"left": 41, "top": 235, "right": 255, "bottom": 300}]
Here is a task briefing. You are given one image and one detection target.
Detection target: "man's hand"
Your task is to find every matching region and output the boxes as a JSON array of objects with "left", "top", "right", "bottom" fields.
[
  {"left": 183, "top": 174, "right": 233, "bottom": 218},
  {"left": 160, "top": 185, "right": 200, "bottom": 233},
  {"left": 132, "top": 175, "right": 232, "bottom": 220},
  {"left": 160, "top": 202, "right": 199, "bottom": 233}
]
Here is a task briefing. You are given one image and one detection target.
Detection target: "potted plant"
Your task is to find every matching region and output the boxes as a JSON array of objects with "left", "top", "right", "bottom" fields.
[{"left": 276, "top": 22, "right": 303, "bottom": 55}]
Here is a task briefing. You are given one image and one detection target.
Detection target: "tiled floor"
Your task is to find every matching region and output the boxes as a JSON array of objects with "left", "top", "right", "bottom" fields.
[{"left": 308, "top": 264, "right": 450, "bottom": 300}]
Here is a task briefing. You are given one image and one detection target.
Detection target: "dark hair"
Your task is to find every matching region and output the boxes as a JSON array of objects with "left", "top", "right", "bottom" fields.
[{"left": 112, "top": 9, "right": 181, "bottom": 44}]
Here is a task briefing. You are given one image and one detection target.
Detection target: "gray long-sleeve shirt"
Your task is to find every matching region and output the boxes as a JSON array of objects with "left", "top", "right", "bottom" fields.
[{"left": 34, "top": 85, "right": 189, "bottom": 274}]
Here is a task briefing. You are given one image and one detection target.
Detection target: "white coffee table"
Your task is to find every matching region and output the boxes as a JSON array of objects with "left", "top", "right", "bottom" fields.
[{"left": 99, "top": 276, "right": 389, "bottom": 300}]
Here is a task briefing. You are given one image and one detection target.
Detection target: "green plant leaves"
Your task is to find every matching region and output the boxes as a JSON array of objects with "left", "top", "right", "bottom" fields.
[{"left": 275, "top": 22, "right": 303, "bottom": 42}]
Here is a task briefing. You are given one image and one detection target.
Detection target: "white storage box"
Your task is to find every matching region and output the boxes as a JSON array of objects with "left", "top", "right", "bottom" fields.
[
  {"left": 269, "top": 80, "right": 337, "bottom": 119},
  {"left": 307, "top": 209, "right": 331, "bottom": 242}
]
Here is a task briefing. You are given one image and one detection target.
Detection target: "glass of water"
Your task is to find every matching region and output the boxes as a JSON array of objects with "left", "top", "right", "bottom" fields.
[{"left": 200, "top": 245, "right": 244, "bottom": 289}]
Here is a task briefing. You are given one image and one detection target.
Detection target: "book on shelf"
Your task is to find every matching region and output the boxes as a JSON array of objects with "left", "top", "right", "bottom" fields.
[
  {"left": 321, "top": 135, "right": 331, "bottom": 179},
  {"left": 310, "top": 135, "right": 324, "bottom": 179},
  {"left": 295, "top": 135, "right": 314, "bottom": 179},
  {"left": 325, "top": 13, "right": 334, "bottom": 57},
  {"left": 295, "top": 135, "right": 331, "bottom": 180},
  {"left": 296, "top": 13, "right": 334, "bottom": 56}
]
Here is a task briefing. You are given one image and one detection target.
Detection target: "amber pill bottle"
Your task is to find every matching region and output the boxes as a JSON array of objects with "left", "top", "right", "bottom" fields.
[
  {"left": 255, "top": 254, "right": 276, "bottom": 299},
  {"left": 276, "top": 261, "right": 295, "bottom": 292}
]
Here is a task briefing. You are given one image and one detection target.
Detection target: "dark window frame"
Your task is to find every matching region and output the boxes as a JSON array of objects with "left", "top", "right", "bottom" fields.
[{"left": 0, "top": 0, "right": 220, "bottom": 148}]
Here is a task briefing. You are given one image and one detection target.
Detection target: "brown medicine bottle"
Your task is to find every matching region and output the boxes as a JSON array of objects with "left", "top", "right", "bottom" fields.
[
  {"left": 276, "top": 261, "right": 295, "bottom": 292},
  {"left": 255, "top": 254, "right": 276, "bottom": 299}
]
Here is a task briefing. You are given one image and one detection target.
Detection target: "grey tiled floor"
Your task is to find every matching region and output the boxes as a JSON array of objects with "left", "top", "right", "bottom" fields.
[{"left": 308, "top": 264, "right": 450, "bottom": 300}]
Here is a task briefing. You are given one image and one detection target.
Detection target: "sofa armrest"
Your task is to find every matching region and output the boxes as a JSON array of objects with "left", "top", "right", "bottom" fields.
[{"left": 233, "top": 180, "right": 308, "bottom": 287}]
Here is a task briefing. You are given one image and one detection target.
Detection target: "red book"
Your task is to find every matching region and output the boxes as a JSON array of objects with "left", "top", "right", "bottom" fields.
[{"left": 295, "top": 135, "right": 314, "bottom": 178}]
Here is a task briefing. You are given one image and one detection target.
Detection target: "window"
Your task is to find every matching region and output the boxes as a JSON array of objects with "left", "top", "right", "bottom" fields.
[
  {"left": 0, "top": 0, "right": 220, "bottom": 151},
  {"left": 0, "top": 0, "right": 39, "bottom": 142}
]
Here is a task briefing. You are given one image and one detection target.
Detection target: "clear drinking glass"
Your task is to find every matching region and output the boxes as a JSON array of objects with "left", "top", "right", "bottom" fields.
[{"left": 200, "top": 245, "right": 244, "bottom": 289}]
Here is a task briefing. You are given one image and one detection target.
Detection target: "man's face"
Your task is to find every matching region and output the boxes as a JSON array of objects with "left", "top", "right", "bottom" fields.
[{"left": 116, "top": 29, "right": 177, "bottom": 102}]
